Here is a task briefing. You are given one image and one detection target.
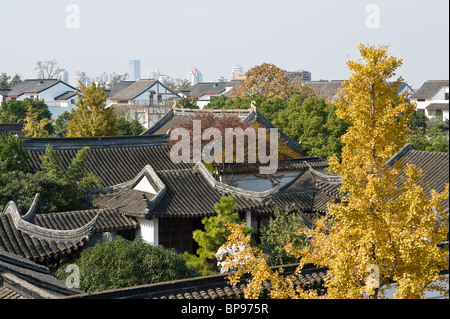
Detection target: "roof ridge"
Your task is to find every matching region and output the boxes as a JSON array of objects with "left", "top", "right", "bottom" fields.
[
  {"left": 194, "top": 162, "right": 281, "bottom": 200},
  {"left": 2, "top": 199, "right": 100, "bottom": 244}
]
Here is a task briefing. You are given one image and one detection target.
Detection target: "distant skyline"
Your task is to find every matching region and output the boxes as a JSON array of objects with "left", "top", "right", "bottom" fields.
[{"left": 1, "top": 0, "right": 448, "bottom": 89}]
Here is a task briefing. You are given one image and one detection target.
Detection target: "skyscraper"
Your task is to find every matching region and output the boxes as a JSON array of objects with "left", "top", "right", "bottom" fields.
[
  {"left": 147, "top": 68, "right": 160, "bottom": 79},
  {"left": 129, "top": 60, "right": 141, "bottom": 81},
  {"left": 187, "top": 68, "right": 203, "bottom": 86},
  {"left": 231, "top": 65, "right": 246, "bottom": 80},
  {"left": 286, "top": 69, "right": 311, "bottom": 82}
]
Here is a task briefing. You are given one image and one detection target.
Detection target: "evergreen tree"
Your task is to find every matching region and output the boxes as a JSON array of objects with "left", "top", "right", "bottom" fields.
[
  {"left": 56, "top": 237, "right": 199, "bottom": 292},
  {"left": 183, "top": 196, "right": 251, "bottom": 275}
]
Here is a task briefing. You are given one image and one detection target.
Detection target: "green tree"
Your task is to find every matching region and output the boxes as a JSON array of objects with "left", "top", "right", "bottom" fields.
[
  {"left": 23, "top": 105, "right": 53, "bottom": 137},
  {"left": 0, "top": 145, "right": 101, "bottom": 214},
  {"left": 183, "top": 196, "right": 251, "bottom": 275},
  {"left": 0, "top": 135, "right": 29, "bottom": 172},
  {"left": 0, "top": 99, "right": 52, "bottom": 134},
  {"left": 207, "top": 95, "right": 228, "bottom": 109},
  {"left": 410, "top": 110, "right": 428, "bottom": 131},
  {"left": 276, "top": 95, "right": 349, "bottom": 158},
  {"left": 66, "top": 81, "right": 117, "bottom": 137},
  {"left": 116, "top": 117, "right": 145, "bottom": 135},
  {"left": 259, "top": 207, "right": 310, "bottom": 266},
  {"left": 408, "top": 123, "right": 449, "bottom": 153},
  {"left": 54, "top": 111, "right": 72, "bottom": 135},
  {"left": 206, "top": 94, "right": 288, "bottom": 123},
  {"left": 0, "top": 72, "right": 22, "bottom": 89},
  {"left": 56, "top": 237, "right": 199, "bottom": 292},
  {"left": 177, "top": 96, "right": 198, "bottom": 109},
  {"left": 0, "top": 72, "right": 11, "bottom": 89}
]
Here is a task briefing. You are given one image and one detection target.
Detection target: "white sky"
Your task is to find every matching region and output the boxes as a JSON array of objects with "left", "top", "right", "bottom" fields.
[{"left": 1, "top": 0, "right": 448, "bottom": 89}]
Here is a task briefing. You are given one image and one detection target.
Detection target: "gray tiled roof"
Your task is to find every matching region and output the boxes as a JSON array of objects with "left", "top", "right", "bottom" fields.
[
  {"left": 141, "top": 107, "right": 303, "bottom": 154},
  {"left": 386, "top": 144, "right": 449, "bottom": 209},
  {"left": 306, "top": 144, "right": 450, "bottom": 211},
  {"left": 65, "top": 264, "right": 327, "bottom": 299},
  {"left": 0, "top": 249, "right": 80, "bottom": 299},
  {"left": 1, "top": 200, "right": 137, "bottom": 263},
  {"left": 180, "top": 82, "right": 227, "bottom": 98},
  {"left": 0, "top": 89, "right": 11, "bottom": 96},
  {"left": 6, "top": 79, "right": 75, "bottom": 97},
  {"left": 34, "top": 208, "right": 138, "bottom": 233},
  {"left": 111, "top": 79, "right": 158, "bottom": 100},
  {"left": 93, "top": 164, "right": 273, "bottom": 219},
  {"left": 25, "top": 135, "right": 192, "bottom": 186},
  {"left": 105, "top": 81, "right": 135, "bottom": 97},
  {"left": 0, "top": 201, "right": 96, "bottom": 263},
  {"left": 426, "top": 103, "right": 449, "bottom": 110},
  {"left": 411, "top": 80, "right": 449, "bottom": 99},
  {"left": 0, "top": 123, "right": 23, "bottom": 137},
  {"left": 141, "top": 108, "right": 253, "bottom": 136},
  {"left": 54, "top": 91, "right": 77, "bottom": 100},
  {"left": 306, "top": 80, "right": 344, "bottom": 100}
]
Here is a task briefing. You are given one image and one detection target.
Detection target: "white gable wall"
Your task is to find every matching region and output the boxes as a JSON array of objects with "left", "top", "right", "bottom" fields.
[
  {"left": 136, "top": 217, "right": 159, "bottom": 246},
  {"left": 132, "top": 82, "right": 177, "bottom": 104},
  {"left": 431, "top": 86, "right": 449, "bottom": 101}
]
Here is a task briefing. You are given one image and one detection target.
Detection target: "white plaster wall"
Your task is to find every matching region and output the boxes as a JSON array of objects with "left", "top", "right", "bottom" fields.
[
  {"left": 22, "top": 82, "right": 74, "bottom": 102},
  {"left": 431, "top": 86, "right": 449, "bottom": 101},
  {"left": 136, "top": 217, "right": 158, "bottom": 245},
  {"left": 381, "top": 275, "right": 449, "bottom": 299}
]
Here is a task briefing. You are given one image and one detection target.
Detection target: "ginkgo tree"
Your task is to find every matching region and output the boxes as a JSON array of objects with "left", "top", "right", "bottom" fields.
[
  {"left": 66, "top": 81, "right": 118, "bottom": 137},
  {"left": 223, "top": 44, "right": 449, "bottom": 299}
]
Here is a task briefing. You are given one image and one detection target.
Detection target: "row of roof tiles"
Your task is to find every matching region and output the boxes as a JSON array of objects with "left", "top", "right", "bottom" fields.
[{"left": 66, "top": 264, "right": 327, "bottom": 299}]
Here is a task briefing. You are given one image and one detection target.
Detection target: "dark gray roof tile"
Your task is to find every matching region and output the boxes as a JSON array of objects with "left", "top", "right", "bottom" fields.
[
  {"left": 411, "top": 80, "right": 449, "bottom": 99},
  {"left": 111, "top": 79, "right": 157, "bottom": 100}
]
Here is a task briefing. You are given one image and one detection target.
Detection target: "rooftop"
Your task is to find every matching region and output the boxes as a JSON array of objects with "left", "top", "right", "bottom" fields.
[{"left": 411, "top": 80, "right": 449, "bottom": 99}]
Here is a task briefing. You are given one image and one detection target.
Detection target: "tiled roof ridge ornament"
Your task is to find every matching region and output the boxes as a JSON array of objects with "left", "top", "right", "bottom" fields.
[
  {"left": 250, "top": 100, "right": 257, "bottom": 113},
  {"left": 21, "top": 193, "right": 40, "bottom": 223},
  {"left": 1, "top": 197, "right": 100, "bottom": 244},
  {"left": 307, "top": 164, "right": 341, "bottom": 183}
]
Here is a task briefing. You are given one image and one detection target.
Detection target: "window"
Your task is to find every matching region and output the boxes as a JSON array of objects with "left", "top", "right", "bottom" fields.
[
  {"left": 418, "top": 99, "right": 426, "bottom": 102},
  {"left": 445, "top": 92, "right": 449, "bottom": 100},
  {"left": 159, "top": 218, "right": 193, "bottom": 253}
]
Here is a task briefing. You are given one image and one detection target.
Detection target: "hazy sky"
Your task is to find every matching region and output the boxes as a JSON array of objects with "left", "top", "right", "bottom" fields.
[{"left": 1, "top": 0, "right": 448, "bottom": 88}]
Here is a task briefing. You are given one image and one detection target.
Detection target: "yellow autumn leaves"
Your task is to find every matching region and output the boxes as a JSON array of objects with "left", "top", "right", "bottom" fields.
[{"left": 222, "top": 44, "right": 449, "bottom": 299}]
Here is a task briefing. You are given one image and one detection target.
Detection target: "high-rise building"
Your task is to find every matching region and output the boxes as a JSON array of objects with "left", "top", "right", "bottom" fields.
[
  {"left": 187, "top": 68, "right": 203, "bottom": 86},
  {"left": 77, "top": 71, "right": 91, "bottom": 86},
  {"left": 147, "top": 68, "right": 160, "bottom": 79},
  {"left": 286, "top": 69, "right": 311, "bottom": 82},
  {"left": 129, "top": 60, "right": 141, "bottom": 81},
  {"left": 231, "top": 65, "right": 245, "bottom": 80}
]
